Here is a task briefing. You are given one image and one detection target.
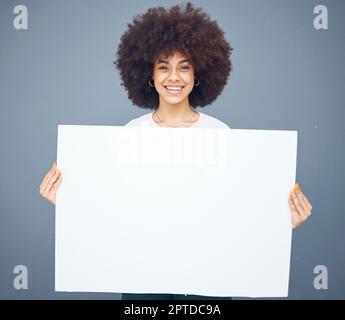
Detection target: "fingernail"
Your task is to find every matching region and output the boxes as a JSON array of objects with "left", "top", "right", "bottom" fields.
[
  {"left": 295, "top": 183, "right": 300, "bottom": 192},
  {"left": 51, "top": 162, "right": 56, "bottom": 170}
]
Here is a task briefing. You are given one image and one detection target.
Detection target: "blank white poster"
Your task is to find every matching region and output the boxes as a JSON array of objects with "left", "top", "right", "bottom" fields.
[{"left": 55, "top": 125, "right": 297, "bottom": 297}]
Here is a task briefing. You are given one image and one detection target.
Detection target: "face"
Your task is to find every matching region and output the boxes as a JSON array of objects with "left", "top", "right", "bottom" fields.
[{"left": 152, "top": 51, "right": 195, "bottom": 106}]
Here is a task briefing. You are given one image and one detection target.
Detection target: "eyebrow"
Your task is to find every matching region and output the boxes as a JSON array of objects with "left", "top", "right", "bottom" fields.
[{"left": 156, "top": 59, "right": 191, "bottom": 64}]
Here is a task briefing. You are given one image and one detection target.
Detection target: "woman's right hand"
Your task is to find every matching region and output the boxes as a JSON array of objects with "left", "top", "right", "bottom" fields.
[{"left": 39, "top": 162, "right": 62, "bottom": 206}]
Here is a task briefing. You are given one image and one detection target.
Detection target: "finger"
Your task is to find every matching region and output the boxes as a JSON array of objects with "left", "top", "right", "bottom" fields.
[
  {"left": 40, "top": 164, "right": 57, "bottom": 189},
  {"left": 291, "top": 189, "right": 307, "bottom": 217},
  {"left": 293, "top": 190, "right": 312, "bottom": 221},
  {"left": 296, "top": 190, "right": 312, "bottom": 216},
  {"left": 299, "top": 190, "right": 313, "bottom": 211},
  {"left": 289, "top": 195, "right": 302, "bottom": 219},
  {"left": 41, "top": 169, "right": 61, "bottom": 196},
  {"left": 51, "top": 174, "right": 62, "bottom": 192},
  {"left": 289, "top": 191, "right": 301, "bottom": 215},
  {"left": 295, "top": 183, "right": 313, "bottom": 211},
  {"left": 294, "top": 189, "right": 309, "bottom": 213},
  {"left": 40, "top": 166, "right": 58, "bottom": 194},
  {"left": 289, "top": 197, "right": 303, "bottom": 228},
  {"left": 40, "top": 168, "right": 54, "bottom": 190}
]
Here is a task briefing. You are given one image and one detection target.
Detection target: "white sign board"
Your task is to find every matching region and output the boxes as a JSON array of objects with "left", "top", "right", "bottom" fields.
[{"left": 55, "top": 125, "right": 297, "bottom": 297}]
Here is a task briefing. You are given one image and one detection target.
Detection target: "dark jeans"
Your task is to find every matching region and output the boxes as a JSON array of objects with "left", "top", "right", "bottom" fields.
[{"left": 121, "top": 293, "right": 232, "bottom": 300}]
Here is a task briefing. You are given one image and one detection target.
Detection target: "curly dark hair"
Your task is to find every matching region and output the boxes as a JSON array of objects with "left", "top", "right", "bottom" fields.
[{"left": 115, "top": 2, "right": 233, "bottom": 110}]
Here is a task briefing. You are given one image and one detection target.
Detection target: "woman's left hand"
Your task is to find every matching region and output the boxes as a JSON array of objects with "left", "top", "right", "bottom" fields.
[{"left": 289, "top": 183, "right": 313, "bottom": 229}]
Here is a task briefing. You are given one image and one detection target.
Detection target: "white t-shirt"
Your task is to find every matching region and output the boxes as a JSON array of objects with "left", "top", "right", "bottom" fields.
[{"left": 125, "top": 111, "right": 230, "bottom": 129}]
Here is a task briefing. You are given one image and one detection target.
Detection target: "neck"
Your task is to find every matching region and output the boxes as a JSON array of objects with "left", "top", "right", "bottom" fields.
[{"left": 156, "top": 98, "right": 195, "bottom": 121}]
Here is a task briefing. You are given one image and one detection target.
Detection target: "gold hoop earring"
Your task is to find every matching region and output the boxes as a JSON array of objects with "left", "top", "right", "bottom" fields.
[
  {"left": 149, "top": 79, "right": 155, "bottom": 87},
  {"left": 194, "top": 78, "right": 200, "bottom": 87}
]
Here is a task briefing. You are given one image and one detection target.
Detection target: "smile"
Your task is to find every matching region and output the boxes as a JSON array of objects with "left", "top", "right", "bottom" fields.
[{"left": 164, "top": 86, "right": 184, "bottom": 95}]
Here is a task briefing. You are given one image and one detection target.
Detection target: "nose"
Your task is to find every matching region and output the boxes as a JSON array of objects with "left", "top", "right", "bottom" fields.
[{"left": 166, "top": 68, "right": 181, "bottom": 82}]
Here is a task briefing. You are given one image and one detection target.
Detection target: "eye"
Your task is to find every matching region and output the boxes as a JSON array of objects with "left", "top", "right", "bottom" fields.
[{"left": 158, "top": 66, "right": 168, "bottom": 70}]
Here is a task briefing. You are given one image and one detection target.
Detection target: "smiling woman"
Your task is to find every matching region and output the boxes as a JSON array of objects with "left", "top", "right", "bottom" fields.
[
  {"left": 115, "top": 2, "right": 232, "bottom": 128},
  {"left": 38, "top": 1, "right": 313, "bottom": 302}
]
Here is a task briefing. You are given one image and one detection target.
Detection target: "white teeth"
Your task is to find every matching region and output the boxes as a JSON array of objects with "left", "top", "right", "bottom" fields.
[{"left": 165, "top": 86, "right": 183, "bottom": 91}]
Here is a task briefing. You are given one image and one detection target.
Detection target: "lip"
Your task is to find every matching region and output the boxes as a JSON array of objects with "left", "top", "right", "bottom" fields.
[{"left": 164, "top": 85, "right": 185, "bottom": 95}]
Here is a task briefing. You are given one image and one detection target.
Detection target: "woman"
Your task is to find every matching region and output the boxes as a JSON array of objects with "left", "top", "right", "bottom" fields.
[{"left": 39, "top": 3, "right": 312, "bottom": 300}]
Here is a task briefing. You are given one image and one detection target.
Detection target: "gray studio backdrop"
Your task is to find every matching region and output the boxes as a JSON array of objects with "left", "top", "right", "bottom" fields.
[{"left": 0, "top": 0, "right": 344, "bottom": 299}]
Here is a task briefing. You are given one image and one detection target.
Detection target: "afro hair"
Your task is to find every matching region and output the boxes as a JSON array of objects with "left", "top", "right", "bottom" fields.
[{"left": 115, "top": 2, "right": 233, "bottom": 109}]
